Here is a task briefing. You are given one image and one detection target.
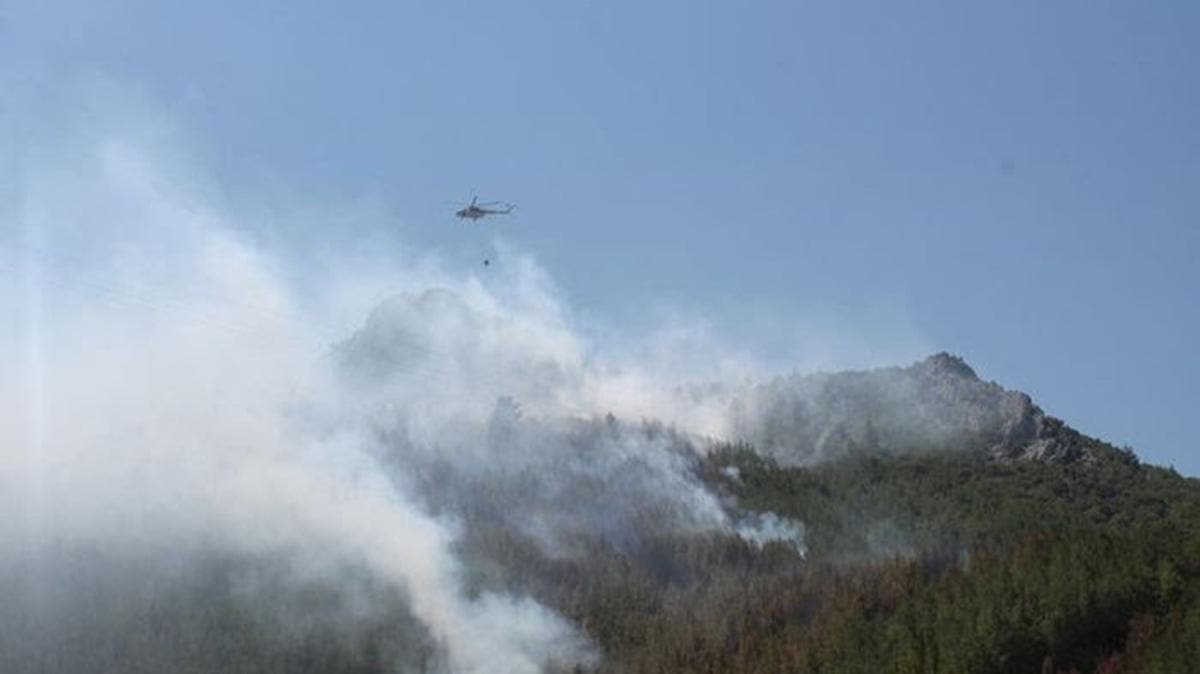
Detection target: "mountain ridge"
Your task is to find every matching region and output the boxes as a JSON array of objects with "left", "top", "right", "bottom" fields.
[{"left": 731, "top": 352, "right": 1136, "bottom": 468}]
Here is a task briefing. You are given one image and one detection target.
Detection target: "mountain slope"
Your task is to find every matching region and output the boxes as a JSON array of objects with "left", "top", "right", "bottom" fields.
[{"left": 5, "top": 349, "right": 1197, "bottom": 673}]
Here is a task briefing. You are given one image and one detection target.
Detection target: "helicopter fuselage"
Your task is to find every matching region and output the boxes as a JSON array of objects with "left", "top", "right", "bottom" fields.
[{"left": 456, "top": 206, "right": 510, "bottom": 220}]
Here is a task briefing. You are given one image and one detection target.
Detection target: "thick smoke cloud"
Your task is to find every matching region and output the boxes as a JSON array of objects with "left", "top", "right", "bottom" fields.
[
  {"left": 1, "top": 135, "right": 601, "bottom": 672},
  {"left": 332, "top": 290, "right": 739, "bottom": 556},
  {"left": 0, "top": 94, "right": 815, "bottom": 672}
]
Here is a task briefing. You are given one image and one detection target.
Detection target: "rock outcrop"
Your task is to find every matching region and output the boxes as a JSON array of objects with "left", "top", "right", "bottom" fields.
[{"left": 730, "top": 353, "right": 1120, "bottom": 466}]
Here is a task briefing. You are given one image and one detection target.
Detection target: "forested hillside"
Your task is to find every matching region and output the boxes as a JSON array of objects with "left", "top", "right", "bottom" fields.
[
  {"left": 442, "top": 441, "right": 1198, "bottom": 674},
  {"left": 6, "top": 351, "right": 1198, "bottom": 673}
]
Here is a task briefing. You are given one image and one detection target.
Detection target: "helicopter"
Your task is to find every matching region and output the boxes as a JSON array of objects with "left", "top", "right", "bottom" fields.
[{"left": 455, "top": 196, "right": 514, "bottom": 221}]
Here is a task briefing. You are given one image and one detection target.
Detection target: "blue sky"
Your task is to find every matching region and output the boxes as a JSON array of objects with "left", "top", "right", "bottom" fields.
[{"left": 3, "top": 1, "right": 1198, "bottom": 473}]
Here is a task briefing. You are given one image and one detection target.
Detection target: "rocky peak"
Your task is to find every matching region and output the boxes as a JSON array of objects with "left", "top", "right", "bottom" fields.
[
  {"left": 730, "top": 354, "right": 1118, "bottom": 467},
  {"left": 913, "top": 352, "right": 978, "bottom": 380}
]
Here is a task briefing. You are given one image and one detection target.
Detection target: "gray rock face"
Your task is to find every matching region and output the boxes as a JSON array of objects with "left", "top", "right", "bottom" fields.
[{"left": 730, "top": 353, "right": 1098, "bottom": 465}]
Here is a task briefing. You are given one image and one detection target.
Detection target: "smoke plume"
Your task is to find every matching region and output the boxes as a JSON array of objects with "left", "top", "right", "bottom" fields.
[{"left": 0, "top": 95, "right": 814, "bottom": 672}]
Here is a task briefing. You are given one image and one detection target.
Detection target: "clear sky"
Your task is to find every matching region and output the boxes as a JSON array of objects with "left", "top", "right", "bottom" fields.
[{"left": 3, "top": 1, "right": 1197, "bottom": 473}]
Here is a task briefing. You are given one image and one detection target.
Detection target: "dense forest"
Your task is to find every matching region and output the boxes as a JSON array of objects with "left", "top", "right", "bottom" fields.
[
  {"left": 436, "top": 441, "right": 1196, "bottom": 674},
  {"left": 548, "top": 445, "right": 1200, "bottom": 673},
  {"left": 8, "top": 440, "right": 1198, "bottom": 673}
]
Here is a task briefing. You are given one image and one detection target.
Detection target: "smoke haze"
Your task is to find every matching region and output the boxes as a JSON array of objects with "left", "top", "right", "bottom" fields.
[{"left": 1, "top": 92, "right": 824, "bottom": 671}]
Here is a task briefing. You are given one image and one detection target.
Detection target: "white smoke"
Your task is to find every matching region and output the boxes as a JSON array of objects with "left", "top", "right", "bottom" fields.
[
  {"left": 734, "top": 512, "right": 807, "bottom": 555},
  {"left": 0, "top": 91, "right": 814, "bottom": 671},
  {"left": 0, "top": 133, "right": 604, "bottom": 671}
]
